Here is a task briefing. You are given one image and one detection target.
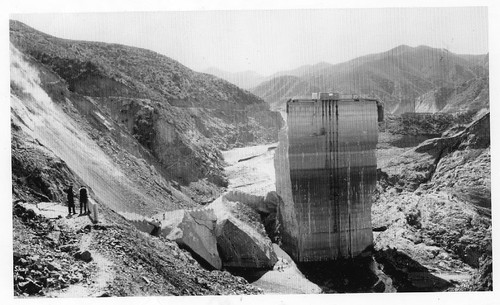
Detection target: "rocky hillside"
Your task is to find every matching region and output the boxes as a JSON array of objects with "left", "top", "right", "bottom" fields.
[
  {"left": 250, "top": 75, "right": 320, "bottom": 111},
  {"left": 414, "top": 75, "right": 489, "bottom": 113},
  {"left": 10, "top": 20, "right": 282, "bottom": 191},
  {"left": 10, "top": 20, "right": 282, "bottom": 297},
  {"left": 381, "top": 112, "right": 477, "bottom": 137},
  {"left": 251, "top": 45, "right": 488, "bottom": 114},
  {"left": 13, "top": 200, "right": 262, "bottom": 297},
  {"left": 374, "top": 113, "right": 491, "bottom": 291},
  {"left": 202, "top": 67, "right": 265, "bottom": 90},
  {"left": 11, "top": 42, "right": 197, "bottom": 216}
]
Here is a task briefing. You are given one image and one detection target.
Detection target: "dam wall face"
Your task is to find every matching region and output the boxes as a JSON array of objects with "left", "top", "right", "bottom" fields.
[{"left": 275, "top": 98, "right": 378, "bottom": 262}]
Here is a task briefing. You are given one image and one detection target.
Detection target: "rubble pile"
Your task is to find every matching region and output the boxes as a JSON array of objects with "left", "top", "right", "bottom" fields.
[{"left": 13, "top": 203, "right": 94, "bottom": 296}]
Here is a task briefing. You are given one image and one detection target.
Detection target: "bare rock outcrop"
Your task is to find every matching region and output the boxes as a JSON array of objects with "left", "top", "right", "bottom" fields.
[
  {"left": 380, "top": 112, "right": 490, "bottom": 192},
  {"left": 224, "top": 190, "right": 277, "bottom": 214},
  {"left": 149, "top": 209, "right": 222, "bottom": 270},
  {"left": 373, "top": 112, "right": 491, "bottom": 291},
  {"left": 127, "top": 190, "right": 279, "bottom": 270},
  {"left": 209, "top": 196, "right": 278, "bottom": 269}
]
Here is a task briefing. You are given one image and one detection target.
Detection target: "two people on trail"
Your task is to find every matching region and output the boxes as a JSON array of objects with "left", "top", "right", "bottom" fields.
[{"left": 64, "top": 184, "right": 89, "bottom": 216}]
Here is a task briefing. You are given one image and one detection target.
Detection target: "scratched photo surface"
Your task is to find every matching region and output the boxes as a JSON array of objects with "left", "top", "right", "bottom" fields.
[{"left": 9, "top": 6, "right": 491, "bottom": 298}]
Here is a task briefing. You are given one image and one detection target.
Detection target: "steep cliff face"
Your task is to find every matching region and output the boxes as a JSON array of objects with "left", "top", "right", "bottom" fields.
[
  {"left": 10, "top": 20, "right": 283, "bottom": 190},
  {"left": 11, "top": 44, "right": 198, "bottom": 215}
]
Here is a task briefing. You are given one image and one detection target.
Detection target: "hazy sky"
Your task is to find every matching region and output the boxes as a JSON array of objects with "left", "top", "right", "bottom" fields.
[{"left": 12, "top": 7, "right": 488, "bottom": 75}]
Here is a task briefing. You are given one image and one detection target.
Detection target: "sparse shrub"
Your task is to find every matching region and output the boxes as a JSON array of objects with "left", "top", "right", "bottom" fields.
[
  {"left": 405, "top": 208, "right": 422, "bottom": 229},
  {"left": 133, "top": 106, "right": 156, "bottom": 150}
]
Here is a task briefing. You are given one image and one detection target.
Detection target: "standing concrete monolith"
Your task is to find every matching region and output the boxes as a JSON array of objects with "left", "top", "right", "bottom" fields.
[{"left": 275, "top": 93, "right": 382, "bottom": 262}]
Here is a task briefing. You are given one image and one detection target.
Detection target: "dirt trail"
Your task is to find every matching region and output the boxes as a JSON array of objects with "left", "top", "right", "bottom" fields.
[
  {"left": 19, "top": 202, "right": 115, "bottom": 298},
  {"left": 46, "top": 236, "right": 114, "bottom": 298},
  {"left": 19, "top": 202, "right": 92, "bottom": 231}
]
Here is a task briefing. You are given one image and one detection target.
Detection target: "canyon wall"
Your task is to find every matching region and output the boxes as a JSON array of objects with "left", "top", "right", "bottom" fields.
[{"left": 276, "top": 97, "right": 379, "bottom": 261}]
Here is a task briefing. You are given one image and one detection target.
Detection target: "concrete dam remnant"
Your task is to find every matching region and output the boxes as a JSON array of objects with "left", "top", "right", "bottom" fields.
[{"left": 275, "top": 93, "right": 383, "bottom": 262}]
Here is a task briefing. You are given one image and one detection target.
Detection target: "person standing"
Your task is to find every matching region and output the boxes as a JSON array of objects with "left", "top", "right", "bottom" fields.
[
  {"left": 65, "top": 184, "right": 76, "bottom": 215},
  {"left": 79, "top": 185, "right": 88, "bottom": 215}
]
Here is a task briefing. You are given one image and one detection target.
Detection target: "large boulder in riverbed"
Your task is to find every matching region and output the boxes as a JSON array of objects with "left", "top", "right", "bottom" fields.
[
  {"left": 209, "top": 196, "right": 278, "bottom": 269},
  {"left": 152, "top": 209, "right": 222, "bottom": 270},
  {"left": 224, "top": 190, "right": 277, "bottom": 214}
]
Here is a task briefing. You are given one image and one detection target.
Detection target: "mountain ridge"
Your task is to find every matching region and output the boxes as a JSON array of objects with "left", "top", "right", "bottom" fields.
[
  {"left": 201, "top": 67, "right": 266, "bottom": 90},
  {"left": 250, "top": 44, "right": 488, "bottom": 114}
]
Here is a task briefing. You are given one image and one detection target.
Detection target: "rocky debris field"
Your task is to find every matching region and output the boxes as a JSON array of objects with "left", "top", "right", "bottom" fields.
[
  {"left": 128, "top": 190, "right": 279, "bottom": 272},
  {"left": 381, "top": 112, "right": 476, "bottom": 137},
  {"left": 12, "top": 200, "right": 263, "bottom": 297},
  {"left": 91, "top": 222, "right": 261, "bottom": 296},
  {"left": 13, "top": 203, "right": 95, "bottom": 296},
  {"left": 374, "top": 112, "right": 492, "bottom": 291}
]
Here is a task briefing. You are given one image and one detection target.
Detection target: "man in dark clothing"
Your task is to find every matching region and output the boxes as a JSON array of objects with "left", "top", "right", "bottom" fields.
[
  {"left": 65, "top": 185, "right": 76, "bottom": 215},
  {"left": 79, "top": 186, "right": 88, "bottom": 215}
]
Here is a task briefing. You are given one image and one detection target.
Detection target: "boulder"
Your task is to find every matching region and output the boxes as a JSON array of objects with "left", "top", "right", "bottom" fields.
[
  {"left": 224, "top": 190, "right": 277, "bottom": 214},
  {"left": 75, "top": 250, "right": 93, "bottom": 262},
  {"left": 13, "top": 251, "right": 26, "bottom": 264},
  {"left": 47, "top": 262, "right": 61, "bottom": 271},
  {"left": 47, "top": 231, "right": 61, "bottom": 244},
  {"left": 18, "top": 279, "right": 42, "bottom": 295},
  {"left": 153, "top": 209, "right": 222, "bottom": 270},
  {"left": 88, "top": 198, "right": 99, "bottom": 223},
  {"left": 209, "top": 196, "right": 278, "bottom": 269},
  {"left": 121, "top": 212, "right": 159, "bottom": 235},
  {"left": 18, "top": 258, "right": 29, "bottom": 266},
  {"left": 60, "top": 243, "right": 79, "bottom": 253}
]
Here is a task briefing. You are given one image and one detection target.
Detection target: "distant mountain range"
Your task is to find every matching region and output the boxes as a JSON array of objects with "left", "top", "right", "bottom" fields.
[
  {"left": 202, "top": 67, "right": 266, "bottom": 90},
  {"left": 247, "top": 45, "right": 489, "bottom": 114}
]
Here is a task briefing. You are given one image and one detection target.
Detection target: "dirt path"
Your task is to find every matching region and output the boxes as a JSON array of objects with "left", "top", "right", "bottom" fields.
[
  {"left": 48, "top": 233, "right": 115, "bottom": 298},
  {"left": 46, "top": 248, "right": 114, "bottom": 298},
  {"left": 19, "top": 202, "right": 115, "bottom": 298}
]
